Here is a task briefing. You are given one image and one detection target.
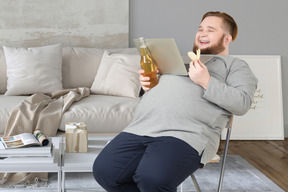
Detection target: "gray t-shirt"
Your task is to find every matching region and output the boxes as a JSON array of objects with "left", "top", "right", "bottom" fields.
[{"left": 124, "top": 56, "right": 257, "bottom": 164}]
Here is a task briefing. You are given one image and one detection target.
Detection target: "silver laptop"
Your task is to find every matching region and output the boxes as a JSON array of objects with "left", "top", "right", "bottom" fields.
[{"left": 134, "top": 38, "right": 188, "bottom": 76}]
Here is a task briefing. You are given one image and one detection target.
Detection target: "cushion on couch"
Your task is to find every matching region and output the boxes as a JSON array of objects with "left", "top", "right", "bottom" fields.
[
  {"left": 0, "top": 94, "right": 140, "bottom": 135},
  {"left": 0, "top": 46, "right": 140, "bottom": 92},
  {"left": 59, "top": 95, "right": 140, "bottom": 133},
  {"left": 0, "top": 50, "right": 7, "bottom": 94},
  {"left": 62, "top": 47, "right": 105, "bottom": 89},
  {"left": 90, "top": 50, "right": 141, "bottom": 98},
  {"left": 3, "top": 43, "right": 63, "bottom": 96},
  {"left": 62, "top": 47, "right": 140, "bottom": 90}
]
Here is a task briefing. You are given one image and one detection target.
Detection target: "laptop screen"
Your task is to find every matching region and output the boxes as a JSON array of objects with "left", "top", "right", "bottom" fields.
[{"left": 134, "top": 38, "right": 188, "bottom": 76}]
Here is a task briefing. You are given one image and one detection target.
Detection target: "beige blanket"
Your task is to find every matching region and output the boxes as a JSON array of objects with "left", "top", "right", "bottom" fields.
[{"left": 0, "top": 87, "right": 90, "bottom": 186}]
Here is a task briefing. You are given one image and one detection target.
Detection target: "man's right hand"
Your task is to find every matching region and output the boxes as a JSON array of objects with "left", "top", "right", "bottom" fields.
[{"left": 139, "top": 69, "right": 159, "bottom": 92}]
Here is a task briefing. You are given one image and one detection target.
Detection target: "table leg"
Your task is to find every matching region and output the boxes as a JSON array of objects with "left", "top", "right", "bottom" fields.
[
  {"left": 62, "top": 172, "right": 65, "bottom": 192},
  {"left": 58, "top": 170, "right": 61, "bottom": 192}
]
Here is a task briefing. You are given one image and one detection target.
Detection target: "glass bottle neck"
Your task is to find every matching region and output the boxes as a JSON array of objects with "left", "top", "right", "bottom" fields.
[{"left": 140, "top": 47, "right": 149, "bottom": 56}]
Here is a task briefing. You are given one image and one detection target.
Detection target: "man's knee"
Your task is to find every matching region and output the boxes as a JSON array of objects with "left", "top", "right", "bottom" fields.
[
  {"left": 93, "top": 156, "right": 106, "bottom": 184},
  {"left": 93, "top": 156, "right": 118, "bottom": 188}
]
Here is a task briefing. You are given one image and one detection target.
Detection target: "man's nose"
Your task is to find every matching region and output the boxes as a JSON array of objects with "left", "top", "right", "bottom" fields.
[{"left": 200, "top": 31, "right": 207, "bottom": 37}]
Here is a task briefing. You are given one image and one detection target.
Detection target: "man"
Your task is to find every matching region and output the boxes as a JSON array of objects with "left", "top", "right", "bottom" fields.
[{"left": 93, "top": 11, "right": 257, "bottom": 192}]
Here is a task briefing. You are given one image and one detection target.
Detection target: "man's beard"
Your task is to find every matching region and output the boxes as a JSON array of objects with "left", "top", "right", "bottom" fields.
[{"left": 193, "top": 35, "right": 225, "bottom": 55}]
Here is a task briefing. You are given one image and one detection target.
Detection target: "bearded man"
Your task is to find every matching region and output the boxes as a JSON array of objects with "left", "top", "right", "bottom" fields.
[{"left": 93, "top": 11, "right": 258, "bottom": 192}]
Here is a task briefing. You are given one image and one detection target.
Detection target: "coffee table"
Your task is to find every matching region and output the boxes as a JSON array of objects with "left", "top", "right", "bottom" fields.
[
  {"left": 61, "top": 136, "right": 114, "bottom": 192},
  {"left": 0, "top": 137, "right": 62, "bottom": 192}
]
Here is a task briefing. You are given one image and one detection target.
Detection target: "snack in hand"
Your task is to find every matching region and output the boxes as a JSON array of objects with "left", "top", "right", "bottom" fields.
[{"left": 187, "top": 49, "right": 201, "bottom": 61}]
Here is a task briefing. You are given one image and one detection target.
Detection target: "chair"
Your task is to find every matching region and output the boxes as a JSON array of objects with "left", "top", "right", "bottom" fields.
[{"left": 189, "top": 115, "right": 234, "bottom": 192}]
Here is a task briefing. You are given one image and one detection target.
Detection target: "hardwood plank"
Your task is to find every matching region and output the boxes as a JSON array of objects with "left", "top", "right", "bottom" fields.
[{"left": 218, "top": 139, "right": 288, "bottom": 191}]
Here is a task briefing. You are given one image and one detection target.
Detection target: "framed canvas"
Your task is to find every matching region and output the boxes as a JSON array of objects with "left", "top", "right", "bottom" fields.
[
  {"left": 222, "top": 55, "right": 284, "bottom": 140},
  {"left": 0, "top": 0, "right": 129, "bottom": 48}
]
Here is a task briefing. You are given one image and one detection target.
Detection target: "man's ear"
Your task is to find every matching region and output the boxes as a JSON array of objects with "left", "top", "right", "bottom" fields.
[{"left": 224, "top": 35, "right": 232, "bottom": 45}]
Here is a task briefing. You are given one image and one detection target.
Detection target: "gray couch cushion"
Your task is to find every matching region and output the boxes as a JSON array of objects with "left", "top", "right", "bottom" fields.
[
  {"left": 0, "top": 95, "right": 139, "bottom": 135},
  {"left": 59, "top": 95, "right": 139, "bottom": 133},
  {"left": 62, "top": 47, "right": 104, "bottom": 89},
  {"left": 62, "top": 47, "right": 139, "bottom": 89}
]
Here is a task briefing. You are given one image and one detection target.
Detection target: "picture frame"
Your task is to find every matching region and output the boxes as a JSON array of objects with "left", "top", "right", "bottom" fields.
[
  {"left": 222, "top": 55, "right": 284, "bottom": 140},
  {"left": 0, "top": 0, "right": 129, "bottom": 48}
]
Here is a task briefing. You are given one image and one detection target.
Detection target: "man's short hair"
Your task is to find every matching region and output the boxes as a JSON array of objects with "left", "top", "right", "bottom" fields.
[{"left": 202, "top": 11, "right": 238, "bottom": 41}]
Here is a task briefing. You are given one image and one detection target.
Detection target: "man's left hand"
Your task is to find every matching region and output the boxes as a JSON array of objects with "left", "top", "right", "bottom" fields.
[{"left": 188, "top": 60, "right": 210, "bottom": 90}]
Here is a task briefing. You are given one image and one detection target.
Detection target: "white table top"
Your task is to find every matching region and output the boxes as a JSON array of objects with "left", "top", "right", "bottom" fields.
[{"left": 62, "top": 136, "right": 113, "bottom": 172}]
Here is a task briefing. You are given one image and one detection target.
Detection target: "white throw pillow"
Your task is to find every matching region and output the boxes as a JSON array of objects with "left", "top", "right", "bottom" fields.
[
  {"left": 90, "top": 50, "right": 141, "bottom": 98},
  {"left": 3, "top": 43, "right": 63, "bottom": 96},
  {"left": 62, "top": 47, "right": 104, "bottom": 89}
]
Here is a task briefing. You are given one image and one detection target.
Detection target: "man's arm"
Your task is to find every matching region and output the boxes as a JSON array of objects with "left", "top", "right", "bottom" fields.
[
  {"left": 188, "top": 60, "right": 210, "bottom": 90},
  {"left": 203, "top": 59, "right": 258, "bottom": 115}
]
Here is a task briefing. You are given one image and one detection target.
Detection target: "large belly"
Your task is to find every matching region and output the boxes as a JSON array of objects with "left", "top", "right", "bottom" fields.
[{"left": 137, "top": 75, "right": 221, "bottom": 127}]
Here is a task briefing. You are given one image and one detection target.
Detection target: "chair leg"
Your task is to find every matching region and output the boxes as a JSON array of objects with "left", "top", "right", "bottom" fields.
[
  {"left": 217, "top": 128, "right": 232, "bottom": 192},
  {"left": 190, "top": 173, "right": 201, "bottom": 192},
  {"left": 180, "top": 183, "right": 183, "bottom": 192}
]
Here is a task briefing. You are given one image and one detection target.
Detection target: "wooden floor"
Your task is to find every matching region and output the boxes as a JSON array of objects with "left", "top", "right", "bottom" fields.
[{"left": 218, "top": 138, "right": 288, "bottom": 191}]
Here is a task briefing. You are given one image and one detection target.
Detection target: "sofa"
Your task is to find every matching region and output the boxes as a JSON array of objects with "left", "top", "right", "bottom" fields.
[{"left": 0, "top": 43, "right": 143, "bottom": 137}]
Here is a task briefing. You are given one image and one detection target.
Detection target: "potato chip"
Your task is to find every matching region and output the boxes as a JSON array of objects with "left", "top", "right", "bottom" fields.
[{"left": 188, "top": 49, "right": 201, "bottom": 61}]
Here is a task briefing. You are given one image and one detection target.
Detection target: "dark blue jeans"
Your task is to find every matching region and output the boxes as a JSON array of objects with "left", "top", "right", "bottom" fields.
[{"left": 93, "top": 132, "right": 202, "bottom": 192}]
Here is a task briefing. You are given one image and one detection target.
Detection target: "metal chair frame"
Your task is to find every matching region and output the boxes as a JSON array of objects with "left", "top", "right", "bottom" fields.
[{"left": 190, "top": 115, "right": 233, "bottom": 192}]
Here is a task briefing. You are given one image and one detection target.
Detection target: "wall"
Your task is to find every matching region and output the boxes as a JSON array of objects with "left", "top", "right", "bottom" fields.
[{"left": 129, "top": 0, "right": 288, "bottom": 137}]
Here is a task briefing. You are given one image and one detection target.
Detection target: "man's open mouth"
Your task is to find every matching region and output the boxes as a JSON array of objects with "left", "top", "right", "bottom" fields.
[{"left": 200, "top": 40, "right": 209, "bottom": 45}]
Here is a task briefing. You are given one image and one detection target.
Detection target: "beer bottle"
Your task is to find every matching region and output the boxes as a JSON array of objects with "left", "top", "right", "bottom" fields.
[{"left": 138, "top": 37, "right": 158, "bottom": 88}]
